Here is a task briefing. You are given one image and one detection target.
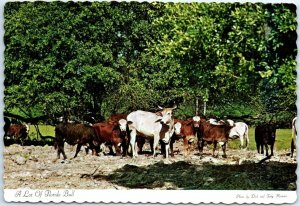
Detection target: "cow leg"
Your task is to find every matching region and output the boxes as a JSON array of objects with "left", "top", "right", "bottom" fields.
[
  {"left": 57, "top": 142, "right": 67, "bottom": 160},
  {"left": 240, "top": 136, "right": 244, "bottom": 149},
  {"left": 152, "top": 136, "right": 160, "bottom": 157},
  {"left": 256, "top": 142, "right": 260, "bottom": 154},
  {"left": 95, "top": 145, "right": 101, "bottom": 156},
  {"left": 183, "top": 137, "right": 188, "bottom": 157},
  {"left": 265, "top": 144, "right": 269, "bottom": 156},
  {"left": 260, "top": 144, "right": 264, "bottom": 155},
  {"left": 73, "top": 144, "right": 82, "bottom": 158},
  {"left": 291, "top": 139, "right": 295, "bottom": 158},
  {"left": 245, "top": 132, "right": 249, "bottom": 148},
  {"left": 122, "top": 140, "right": 128, "bottom": 157},
  {"left": 89, "top": 143, "right": 99, "bottom": 156},
  {"left": 165, "top": 142, "right": 170, "bottom": 159},
  {"left": 160, "top": 140, "right": 166, "bottom": 156},
  {"left": 57, "top": 145, "right": 61, "bottom": 159},
  {"left": 107, "top": 145, "right": 114, "bottom": 155},
  {"left": 169, "top": 138, "right": 175, "bottom": 157},
  {"left": 212, "top": 141, "right": 218, "bottom": 157},
  {"left": 221, "top": 143, "right": 227, "bottom": 158},
  {"left": 114, "top": 142, "right": 122, "bottom": 156},
  {"left": 137, "top": 137, "right": 145, "bottom": 154},
  {"left": 85, "top": 146, "right": 89, "bottom": 155},
  {"left": 129, "top": 129, "right": 138, "bottom": 157},
  {"left": 270, "top": 143, "right": 274, "bottom": 156},
  {"left": 198, "top": 139, "right": 204, "bottom": 158},
  {"left": 150, "top": 139, "right": 154, "bottom": 154}
]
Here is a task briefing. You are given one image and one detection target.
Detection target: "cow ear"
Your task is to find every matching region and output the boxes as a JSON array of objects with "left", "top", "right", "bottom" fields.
[{"left": 155, "top": 112, "right": 163, "bottom": 117}]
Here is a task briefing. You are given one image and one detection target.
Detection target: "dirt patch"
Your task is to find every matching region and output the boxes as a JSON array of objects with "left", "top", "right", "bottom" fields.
[{"left": 3, "top": 141, "right": 297, "bottom": 190}]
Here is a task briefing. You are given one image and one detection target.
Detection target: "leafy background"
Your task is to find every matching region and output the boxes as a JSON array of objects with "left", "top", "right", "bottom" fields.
[{"left": 4, "top": 1, "right": 297, "bottom": 126}]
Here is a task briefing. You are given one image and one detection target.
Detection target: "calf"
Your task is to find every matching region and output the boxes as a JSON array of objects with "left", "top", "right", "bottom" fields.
[
  {"left": 170, "top": 119, "right": 196, "bottom": 157},
  {"left": 92, "top": 119, "right": 127, "bottom": 156},
  {"left": 198, "top": 118, "right": 235, "bottom": 158},
  {"left": 5, "top": 123, "right": 29, "bottom": 145},
  {"left": 54, "top": 123, "right": 99, "bottom": 160},
  {"left": 255, "top": 124, "right": 276, "bottom": 157}
]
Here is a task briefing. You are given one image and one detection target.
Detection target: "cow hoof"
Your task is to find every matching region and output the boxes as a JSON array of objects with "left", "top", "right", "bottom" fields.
[{"left": 222, "top": 155, "right": 227, "bottom": 158}]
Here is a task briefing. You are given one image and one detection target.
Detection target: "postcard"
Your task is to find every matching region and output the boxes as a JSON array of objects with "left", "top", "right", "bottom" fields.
[{"left": 1, "top": 0, "right": 298, "bottom": 204}]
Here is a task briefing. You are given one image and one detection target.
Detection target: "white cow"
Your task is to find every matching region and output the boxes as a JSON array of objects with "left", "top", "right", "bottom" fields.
[
  {"left": 127, "top": 106, "right": 176, "bottom": 158},
  {"left": 228, "top": 122, "right": 249, "bottom": 149}
]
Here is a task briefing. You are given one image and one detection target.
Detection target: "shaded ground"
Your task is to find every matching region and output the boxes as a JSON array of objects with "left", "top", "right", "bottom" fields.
[{"left": 3, "top": 140, "right": 297, "bottom": 190}]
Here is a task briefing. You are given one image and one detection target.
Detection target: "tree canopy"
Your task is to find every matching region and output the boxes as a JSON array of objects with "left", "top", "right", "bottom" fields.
[{"left": 4, "top": 1, "right": 297, "bottom": 125}]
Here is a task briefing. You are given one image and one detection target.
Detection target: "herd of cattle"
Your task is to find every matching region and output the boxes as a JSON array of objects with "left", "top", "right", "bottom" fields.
[{"left": 3, "top": 107, "right": 297, "bottom": 160}]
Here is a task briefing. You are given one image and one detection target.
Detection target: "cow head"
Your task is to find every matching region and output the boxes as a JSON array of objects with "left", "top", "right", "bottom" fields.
[
  {"left": 267, "top": 124, "right": 276, "bottom": 140},
  {"left": 118, "top": 119, "right": 127, "bottom": 132},
  {"left": 226, "top": 119, "right": 235, "bottom": 127},
  {"left": 157, "top": 106, "right": 177, "bottom": 124},
  {"left": 174, "top": 122, "right": 182, "bottom": 135},
  {"left": 192, "top": 116, "right": 201, "bottom": 128}
]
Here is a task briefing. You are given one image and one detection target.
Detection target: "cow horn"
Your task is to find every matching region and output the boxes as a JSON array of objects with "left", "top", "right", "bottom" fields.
[
  {"left": 158, "top": 106, "right": 163, "bottom": 110},
  {"left": 172, "top": 105, "right": 177, "bottom": 110}
]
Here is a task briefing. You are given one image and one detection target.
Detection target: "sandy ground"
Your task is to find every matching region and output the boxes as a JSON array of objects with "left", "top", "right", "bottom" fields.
[{"left": 3, "top": 140, "right": 297, "bottom": 190}]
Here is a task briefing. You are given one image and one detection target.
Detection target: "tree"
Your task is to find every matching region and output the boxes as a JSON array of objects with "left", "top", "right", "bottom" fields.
[{"left": 4, "top": 2, "right": 297, "bottom": 123}]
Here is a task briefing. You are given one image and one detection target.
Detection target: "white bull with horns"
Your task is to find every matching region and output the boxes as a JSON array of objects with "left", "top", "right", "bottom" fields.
[{"left": 127, "top": 106, "right": 176, "bottom": 158}]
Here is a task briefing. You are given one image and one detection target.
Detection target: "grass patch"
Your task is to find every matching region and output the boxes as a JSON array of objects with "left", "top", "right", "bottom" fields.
[{"left": 28, "top": 124, "right": 55, "bottom": 140}]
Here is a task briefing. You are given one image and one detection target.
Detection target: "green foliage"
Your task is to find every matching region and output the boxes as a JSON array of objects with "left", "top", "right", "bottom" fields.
[{"left": 4, "top": 2, "right": 297, "bottom": 123}]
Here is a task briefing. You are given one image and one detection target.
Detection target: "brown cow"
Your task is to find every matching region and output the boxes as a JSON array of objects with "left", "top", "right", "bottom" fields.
[
  {"left": 92, "top": 119, "right": 127, "bottom": 156},
  {"left": 55, "top": 123, "right": 99, "bottom": 160},
  {"left": 5, "top": 123, "right": 29, "bottom": 145},
  {"left": 198, "top": 118, "right": 235, "bottom": 158},
  {"left": 169, "top": 118, "right": 196, "bottom": 157},
  {"left": 255, "top": 124, "right": 276, "bottom": 157}
]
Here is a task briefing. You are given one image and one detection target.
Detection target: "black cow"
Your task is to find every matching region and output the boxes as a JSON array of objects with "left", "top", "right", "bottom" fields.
[
  {"left": 255, "top": 124, "right": 276, "bottom": 157},
  {"left": 54, "top": 123, "right": 99, "bottom": 160}
]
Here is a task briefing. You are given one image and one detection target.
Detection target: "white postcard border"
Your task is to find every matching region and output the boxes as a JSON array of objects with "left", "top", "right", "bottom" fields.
[
  {"left": 1, "top": 0, "right": 299, "bottom": 205},
  {"left": 3, "top": 189, "right": 297, "bottom": 204}
]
